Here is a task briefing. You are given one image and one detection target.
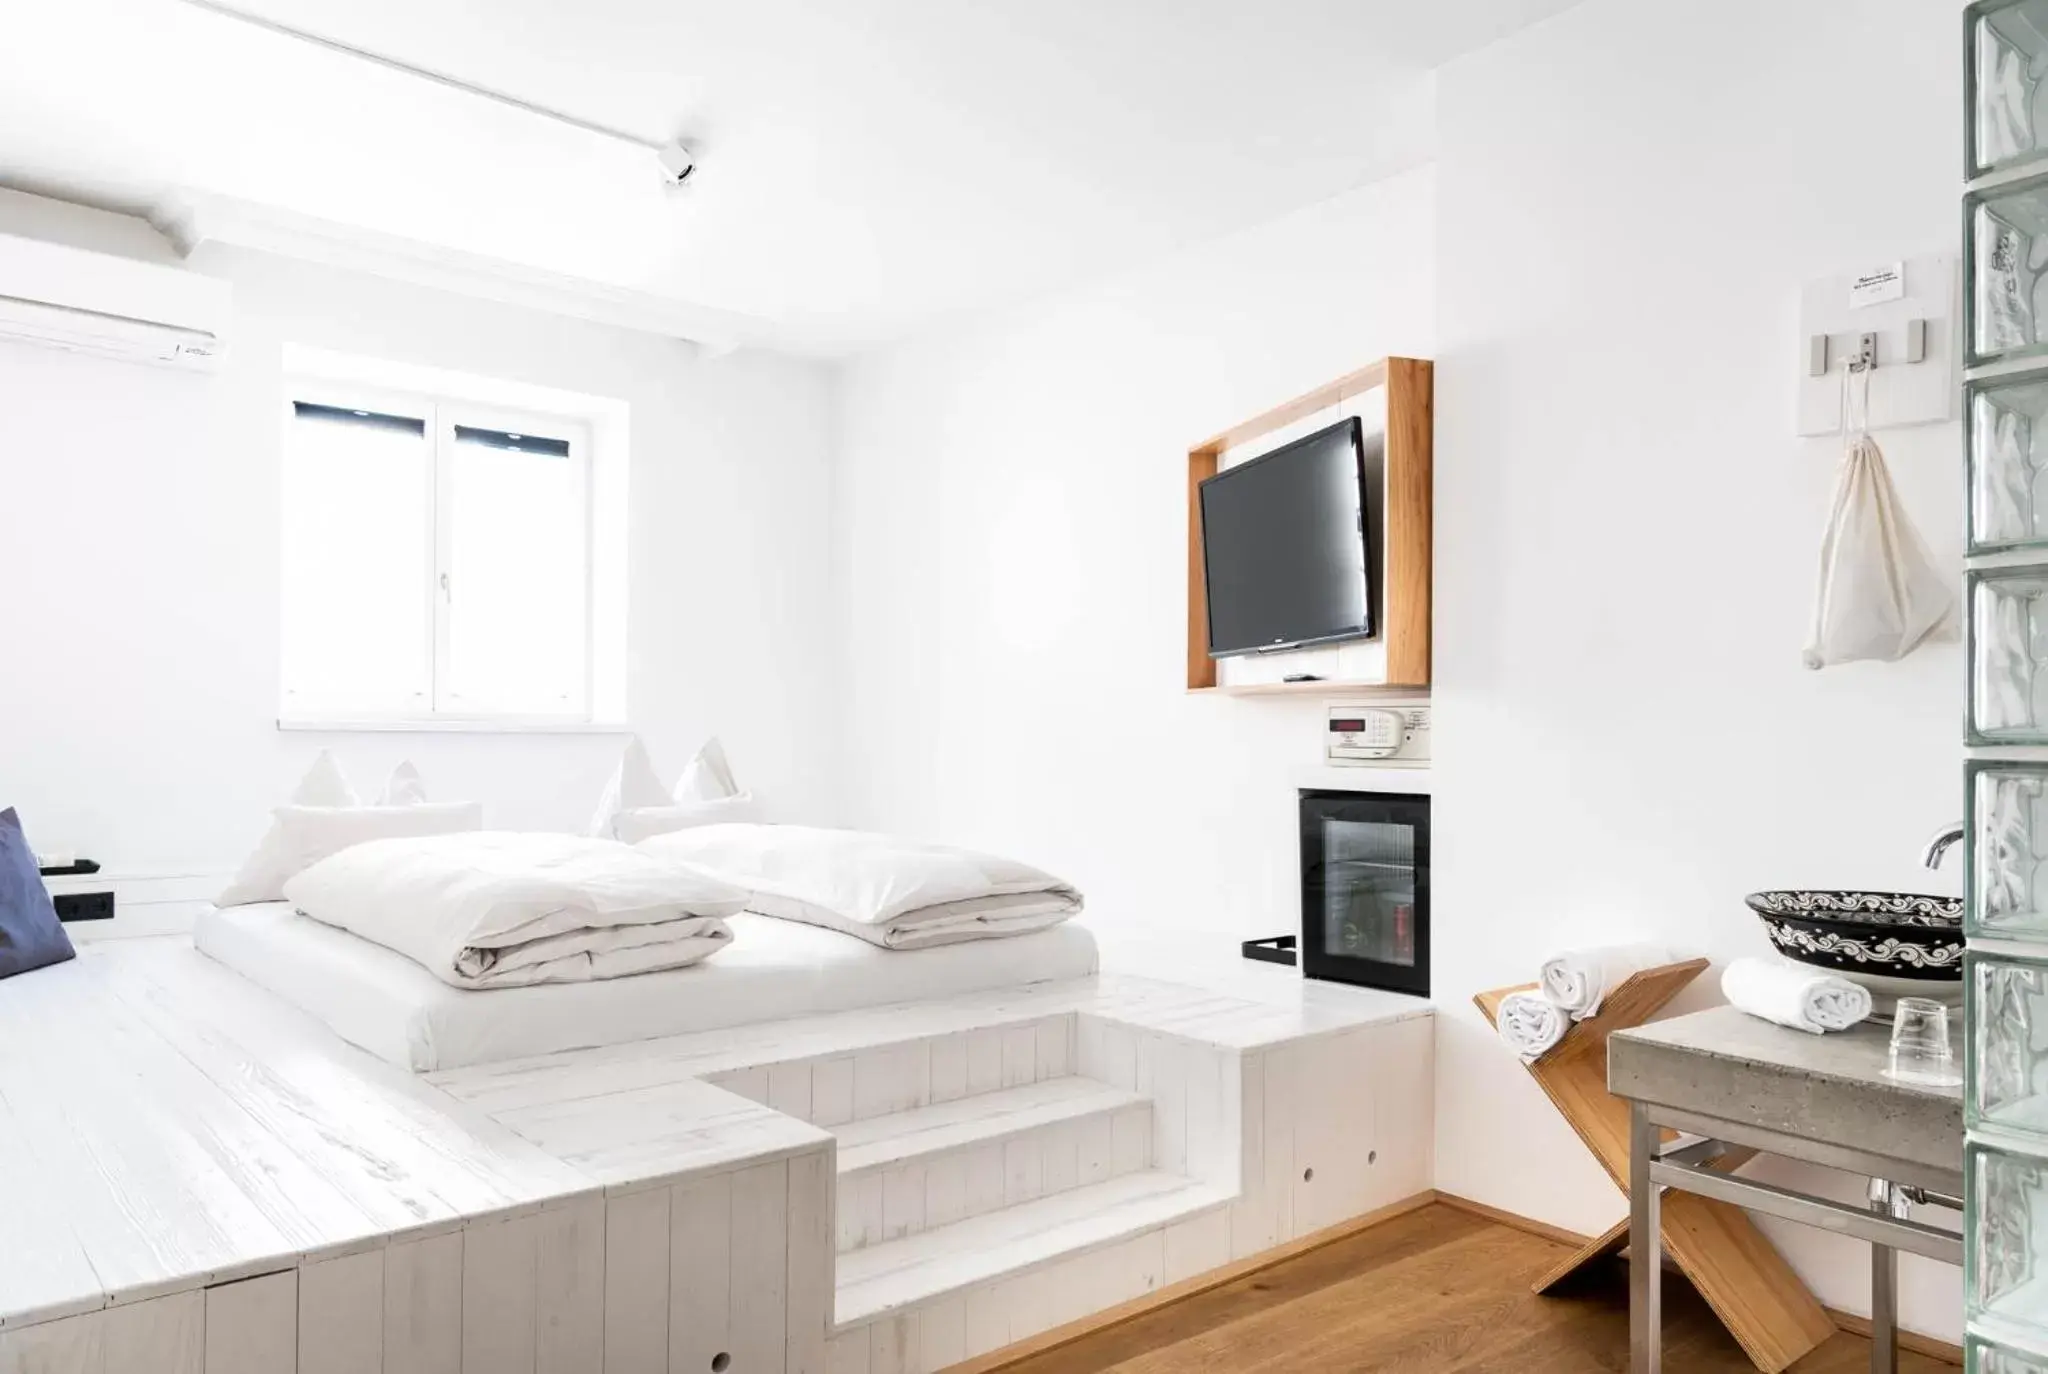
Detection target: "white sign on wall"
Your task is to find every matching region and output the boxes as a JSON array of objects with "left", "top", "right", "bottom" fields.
[{"left": 1848, "top": 262, "right": 1905, "bottom": 309}]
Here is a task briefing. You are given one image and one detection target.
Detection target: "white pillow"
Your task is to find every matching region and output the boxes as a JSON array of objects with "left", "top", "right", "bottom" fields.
[
  {"left": 220, "top": 802, "right": 484, "bottom": 908},
  {"left": 296, "top": 750, "right": 358, "bottom": 807},
  {"left": 592, "top": 736, "right": 757, "bottom": 841},
  {"left": 612, "top": 794, "right": 760, "bottom": 845},
  {"left": 675, "top": 737, "right": 740, "bottom": 802},
  {"left": 379, "top": 762, "right": 428, "bottom": 806},
  {"left": 587, "top": 737, "right": 670, "bottom": 838},
  {"left": 218, "top": 754, "right": 446, "bottom": 906},
  {"left": 218, "top": 751, "right": 359, "bottom": 905}
]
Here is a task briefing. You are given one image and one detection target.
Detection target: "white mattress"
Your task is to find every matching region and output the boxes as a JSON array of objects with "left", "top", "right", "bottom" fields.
[{"left": 194, "top": 903, "right": 1100, "bottom": 1071}]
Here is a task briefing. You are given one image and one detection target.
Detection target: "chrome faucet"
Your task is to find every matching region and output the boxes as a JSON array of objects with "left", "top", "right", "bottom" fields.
[{"left": 1922, "top": 822, "right": 1965, "bottom": 870}]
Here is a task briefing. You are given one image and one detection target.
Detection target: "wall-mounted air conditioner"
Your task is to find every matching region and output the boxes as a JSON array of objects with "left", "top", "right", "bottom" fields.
[{"left": 0, "top": 231, "right": 230, "bottom": 369}]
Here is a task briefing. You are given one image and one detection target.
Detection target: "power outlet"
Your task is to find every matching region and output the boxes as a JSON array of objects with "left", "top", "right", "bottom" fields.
[{"left": 53, "top": 891, "right": 115, "bottom": 923}]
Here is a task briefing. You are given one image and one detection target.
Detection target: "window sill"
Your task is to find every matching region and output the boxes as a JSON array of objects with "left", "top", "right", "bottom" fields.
[{"left": 277, "top": 717, "right": 632, "bottom": 736}]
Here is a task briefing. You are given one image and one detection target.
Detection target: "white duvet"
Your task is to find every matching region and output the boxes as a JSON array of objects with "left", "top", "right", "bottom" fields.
[
  {"left": 636, "top": 824, "right": 1083, "bottom": 950},
  {"left": 282, "top": 832, "right": 745, "bottom": 988}
]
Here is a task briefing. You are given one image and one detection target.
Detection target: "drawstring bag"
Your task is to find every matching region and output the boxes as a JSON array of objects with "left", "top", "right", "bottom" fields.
[{"left": 1802, "top": 367, "right": 1953, "bottom": 669}]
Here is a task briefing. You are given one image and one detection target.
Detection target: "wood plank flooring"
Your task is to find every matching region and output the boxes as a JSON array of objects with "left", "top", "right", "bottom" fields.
[
  {"left": 982, "top": 1204, "right": 1956, "bottom": 1373},
  {"left": 1, "top": 935, "right": 1430, "bottom": 1333}
]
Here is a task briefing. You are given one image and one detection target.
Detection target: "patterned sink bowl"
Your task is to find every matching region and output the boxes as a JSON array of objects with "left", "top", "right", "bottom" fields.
[{"left": 1745, "top": 891, "right": 1963, "bottom": 1003}]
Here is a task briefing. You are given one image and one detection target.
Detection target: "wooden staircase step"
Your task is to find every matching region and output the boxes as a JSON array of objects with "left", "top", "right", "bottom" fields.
[
  {"left": 834, "top": 1170, "right": 1228, "bottom": 1328},
  {"left": 833, "top": 1077, "right": 1152, "bottom": 1252},
  {"left": 837, "top": 1077, "right": 1144, "bottom": 1176}
]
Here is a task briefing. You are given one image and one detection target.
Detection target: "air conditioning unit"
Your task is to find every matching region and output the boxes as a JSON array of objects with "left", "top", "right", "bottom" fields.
[{"left": 0, "top": 231, "right": 229, "bottom": 370}]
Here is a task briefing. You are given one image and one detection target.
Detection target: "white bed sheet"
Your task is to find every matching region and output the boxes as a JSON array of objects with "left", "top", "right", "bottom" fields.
[{"left": 194, "top": 903, "right": 1100, "bottom": 1071}]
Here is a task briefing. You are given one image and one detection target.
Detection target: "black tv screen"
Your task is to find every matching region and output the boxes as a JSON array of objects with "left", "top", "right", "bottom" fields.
[{"left": 1200, "top": 417, "right": 1373, "bottom": 658}]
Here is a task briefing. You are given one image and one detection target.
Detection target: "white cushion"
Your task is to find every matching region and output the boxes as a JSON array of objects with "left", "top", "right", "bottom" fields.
[
  {"left": 219, "top": 800, "right": 481, "bottom": 908},
  {"left": 592, "top": 736, "right": 757, "bottom": 841},
  {"left": 296, "top": 750, "right": 358, "bottom": 807},
  {"left": 611, "top": 793, "right": 760, "bottom": 844},
  {"left": 218, "top": 751, "right": 358, "bottom": 906},
  {"left": 675, "top": 737, "right": 740, "bottom": 801},
  {"left": 587, "top": 737, "right": 670, "bottom": 838},
  {"left": 379, "top": 762, "right": 428, "bottom": 806}
]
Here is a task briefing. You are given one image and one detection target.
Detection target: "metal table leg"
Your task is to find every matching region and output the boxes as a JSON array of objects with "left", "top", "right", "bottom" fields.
[
  {"left": 1868, "top": 1179, "right": 1908, "bottom": 1374},
  {"left": 1631, "top": 1101, "right": 1661, "bottom": 1374}
]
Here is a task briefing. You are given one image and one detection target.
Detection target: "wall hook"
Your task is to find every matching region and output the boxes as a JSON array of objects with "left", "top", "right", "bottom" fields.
[{"left": 1806, "top": 320, "right": 1928, "bottom": 378}]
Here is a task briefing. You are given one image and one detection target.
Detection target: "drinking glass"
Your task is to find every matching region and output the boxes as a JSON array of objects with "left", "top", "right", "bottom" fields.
[{"left": 1888, "top": 997, "right": 1962, "bottom": 1086}]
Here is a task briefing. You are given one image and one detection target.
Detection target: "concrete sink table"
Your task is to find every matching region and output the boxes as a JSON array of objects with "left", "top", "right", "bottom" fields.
[{"left": 1609, "top": 1005, "right": 1963, "bottom": 1374}]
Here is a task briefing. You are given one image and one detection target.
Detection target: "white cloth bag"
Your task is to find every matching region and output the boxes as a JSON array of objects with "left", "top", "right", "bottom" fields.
[{"left": 1801, "top": 378, "right": 1952, "bottom": 669}]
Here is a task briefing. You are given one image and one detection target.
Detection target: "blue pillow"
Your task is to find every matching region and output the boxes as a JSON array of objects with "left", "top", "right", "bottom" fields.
[{"left": 0, "top": 809, "right": 74, "bottom": 979}]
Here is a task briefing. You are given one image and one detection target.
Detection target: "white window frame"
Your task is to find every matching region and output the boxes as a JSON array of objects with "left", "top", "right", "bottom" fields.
[{"left": 277, "top": 361, "right": 628, "bottom": 733}]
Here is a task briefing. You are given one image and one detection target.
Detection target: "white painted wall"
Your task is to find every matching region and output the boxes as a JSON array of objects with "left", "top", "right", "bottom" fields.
[
  {"left": 0, "top": 192, "right": 838, "bottom": 879},
  {"left": 0, "top": 0, "right": 1967, "bottom": 1336},
  {"left": 834, "top": 167, "right": 1435, "bottom": 932},
  {"left": 837, "top": 0, "right": 1965, "bottom": 1340},
  {"left": 1430, "top": 0, "right": 1962, "bottom": 1341}
]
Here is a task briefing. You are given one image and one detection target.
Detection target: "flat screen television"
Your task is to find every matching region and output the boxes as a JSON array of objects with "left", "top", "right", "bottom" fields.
[{"left": 1199, "top": 417, "right": 1373, "bottom": 658}]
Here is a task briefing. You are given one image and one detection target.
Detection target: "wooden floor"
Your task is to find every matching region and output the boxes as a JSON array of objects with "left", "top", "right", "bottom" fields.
[{"left": 987, "top": 1204, "right": 1956, "bottom": 1373}]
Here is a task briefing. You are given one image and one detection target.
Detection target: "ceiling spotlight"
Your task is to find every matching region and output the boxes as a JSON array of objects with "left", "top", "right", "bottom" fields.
[{"left": 657, "top": 141, "right": 698, "bottom": 189}]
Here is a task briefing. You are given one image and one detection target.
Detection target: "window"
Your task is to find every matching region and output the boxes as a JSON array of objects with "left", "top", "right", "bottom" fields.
[{"left": 280, "top": 378, "right": 614, "bottom": 726}]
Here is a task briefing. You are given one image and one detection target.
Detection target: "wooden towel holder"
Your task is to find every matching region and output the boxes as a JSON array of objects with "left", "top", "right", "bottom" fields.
[{"left": 1475, "top": 960, "right": 1835, "bottom": 1374}]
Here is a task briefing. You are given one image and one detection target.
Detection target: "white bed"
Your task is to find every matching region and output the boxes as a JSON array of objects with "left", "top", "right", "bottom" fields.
[{"left": 194, "top": 902, "right": 1100, "bottom": 1071}]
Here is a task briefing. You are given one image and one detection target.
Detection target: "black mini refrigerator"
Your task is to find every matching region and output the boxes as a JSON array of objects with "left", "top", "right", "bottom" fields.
[{"left": 1297, "top": 789, "right": 1429, "bottom": 996}]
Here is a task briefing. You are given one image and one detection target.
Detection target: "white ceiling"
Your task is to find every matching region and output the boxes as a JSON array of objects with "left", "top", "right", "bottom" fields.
[{"left": 0, "top": 0, "right": 1580, "bottom": 352}]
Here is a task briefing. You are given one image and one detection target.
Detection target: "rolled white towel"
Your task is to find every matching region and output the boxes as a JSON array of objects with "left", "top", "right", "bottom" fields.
[
  {"left": 1539, "top": 943, "right": 1680, "bottom": 1020},
  {"left": 1497, "top": 990, "right": 1569, "bottom": 1063},
  {"left": 1722, "top": 956, "right": 1871, "bottom": 1035}
]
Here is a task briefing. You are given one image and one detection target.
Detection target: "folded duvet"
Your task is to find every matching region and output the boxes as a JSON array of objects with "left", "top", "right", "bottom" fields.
[
  {"left": 282, "top": 832, "right": 745, "bottom": 988},
  {"left": 636, "top": 823, "right": 1083, "bottom": 950}
]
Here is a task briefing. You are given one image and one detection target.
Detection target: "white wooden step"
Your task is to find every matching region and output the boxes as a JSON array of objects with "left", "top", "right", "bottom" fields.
[
  {"left": 833, "top": 1078, "right": 1151, "bottom": 1253},
  {"left": 837, "top": 1076, "right": 1144, "bottom": 1174},
  {"left": 700, "top": 1014, "right": 1079, "bottom": 1128},
  {"left": 834, "top": 1170, "right": 1230, "bottom": 1328}
]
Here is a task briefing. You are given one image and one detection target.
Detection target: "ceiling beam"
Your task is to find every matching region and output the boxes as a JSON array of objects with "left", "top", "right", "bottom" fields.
[{"left": 150, "top": 191, "right": 771, "bottom": 353}]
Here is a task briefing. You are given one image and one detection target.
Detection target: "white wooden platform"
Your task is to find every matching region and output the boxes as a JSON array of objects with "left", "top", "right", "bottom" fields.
[{"left": 0, "top": 940, "right": 1433, "bottom": 1374}]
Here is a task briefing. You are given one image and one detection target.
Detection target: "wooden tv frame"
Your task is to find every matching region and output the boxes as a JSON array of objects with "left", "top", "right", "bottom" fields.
[{"left": 1185, "top": 358, "right": 1433, "bottom": 694}]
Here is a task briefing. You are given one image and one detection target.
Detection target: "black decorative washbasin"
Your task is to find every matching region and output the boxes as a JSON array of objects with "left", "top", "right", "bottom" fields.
[{"left": 1744, "top": 891, "right": 1963, "bottom": 1001}]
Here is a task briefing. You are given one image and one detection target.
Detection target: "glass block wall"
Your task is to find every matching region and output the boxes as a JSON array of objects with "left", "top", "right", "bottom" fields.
[{"left": 1969, "top": 4, "right": 2048, "bottom": 1363}]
